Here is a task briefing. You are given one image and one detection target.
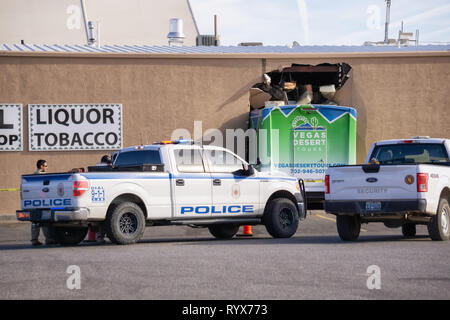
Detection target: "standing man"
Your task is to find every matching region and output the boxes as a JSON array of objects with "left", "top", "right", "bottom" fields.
[
  {"left": 30, "top": 160, "right": 57, "bottom": 246},
  {"left": 34, "top": 159, "right": 47, "bottom": 175},
  {"left": 95, "top": 155, "right": 112, "bottom": 244}
]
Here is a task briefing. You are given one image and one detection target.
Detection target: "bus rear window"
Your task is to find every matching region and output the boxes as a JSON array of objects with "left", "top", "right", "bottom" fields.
[
  {"left": 114, "top": 150, "right": 162, "bottom": 166},
  {"left": 370, "top": 143, "right": 449, "bottom": 165}
]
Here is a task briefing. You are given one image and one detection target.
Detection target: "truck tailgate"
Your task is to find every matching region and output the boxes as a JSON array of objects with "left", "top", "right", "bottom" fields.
[
  {"left": 21, "top": 173, "right": 77, "bottom": 209},
  {"left": 327, "top": 165, "right": 418, "bottom": 201}
]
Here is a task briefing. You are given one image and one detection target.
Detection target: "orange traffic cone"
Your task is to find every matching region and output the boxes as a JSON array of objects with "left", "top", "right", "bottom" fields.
[
  {"left": 86, "top": 226, "right": 96, "bottom": 242},
  {"left": 237, "top": 225, "right": 253, "bottom": 237}
]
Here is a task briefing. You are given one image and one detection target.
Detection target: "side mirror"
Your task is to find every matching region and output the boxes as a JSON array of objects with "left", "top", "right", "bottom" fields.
[
  {"left": 243, "top": 163, "right": 254, "bottom": 176},
  {"left": 234, "top": 164, "right": 254, "bottom": 177}
]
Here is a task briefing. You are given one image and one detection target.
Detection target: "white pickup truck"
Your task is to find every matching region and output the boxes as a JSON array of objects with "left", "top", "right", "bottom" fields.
[
  {"left": 17, "top": 140, "right": 306, "bottom": 245},
  {"left": 324, "top": 138, "right": 450, "bottom": 241}
]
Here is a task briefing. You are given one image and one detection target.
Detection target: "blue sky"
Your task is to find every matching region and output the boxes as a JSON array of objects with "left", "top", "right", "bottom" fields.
[{"left": 189, "top": 0, "right": 450, "bottom": 46}]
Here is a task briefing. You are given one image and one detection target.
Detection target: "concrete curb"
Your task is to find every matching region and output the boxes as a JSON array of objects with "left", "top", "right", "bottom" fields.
[{"left": 0, "top": 214, "right": 19, "bottom": 224}]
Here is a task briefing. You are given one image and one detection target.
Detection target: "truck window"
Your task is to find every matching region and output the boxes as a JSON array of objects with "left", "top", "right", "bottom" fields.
[
  {"left": 174, "top": 149, "right": 205, "bottom": 173},
  {"left": 371, "top": 143, "right": 449, "bottom": 164},
  {"left": 205, "top": 150, "right": 245, "bottom": 173},
  {"left": 114, "top": 150, "right": 162, "bottom": 166}
]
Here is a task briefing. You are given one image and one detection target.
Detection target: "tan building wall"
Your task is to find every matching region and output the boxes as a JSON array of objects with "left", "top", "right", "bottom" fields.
[{"left": 0, "top": 51, "right": 449, "bottom": 215}]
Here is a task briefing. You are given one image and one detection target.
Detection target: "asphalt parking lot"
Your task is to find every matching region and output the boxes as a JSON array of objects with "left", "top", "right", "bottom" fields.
[{"left": 0, "top": 211, "right": 449, "bottom": 300}]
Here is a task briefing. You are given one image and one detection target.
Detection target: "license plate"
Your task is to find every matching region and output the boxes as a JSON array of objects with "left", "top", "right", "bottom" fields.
[
  {"left": 365, "top": 201, "right": 381, "bottom": 211},
  {"left": 41, "top": 210, "right": 51, "bottom": 220}
]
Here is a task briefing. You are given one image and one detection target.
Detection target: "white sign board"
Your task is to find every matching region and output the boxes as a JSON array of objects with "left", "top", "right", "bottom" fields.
[
  {"left": 28, "top": 104, "right": 123, "bottom": 151},
  {"left": 0, "top": 104, "right": 23, "bottom": 151}
]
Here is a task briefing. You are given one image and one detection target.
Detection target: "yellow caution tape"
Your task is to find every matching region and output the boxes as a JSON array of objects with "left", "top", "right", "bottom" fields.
[{"left": 0, "top": 188, "right": 20, "bottom": 191}]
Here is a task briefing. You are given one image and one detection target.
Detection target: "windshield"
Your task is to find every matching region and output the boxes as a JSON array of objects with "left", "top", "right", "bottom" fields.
[
  {"left": 114, "top": 150, "right": 162, "bottom": 166},
  {"left": 370, "top": 143, "right": 449, "bottom": 165}
]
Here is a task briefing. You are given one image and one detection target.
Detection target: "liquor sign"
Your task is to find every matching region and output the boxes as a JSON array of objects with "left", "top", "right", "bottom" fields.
[
  {"left": 0, "top": 104, "right": 23, "bottom": 151},
  {"left": 28, "top": 104, "right": 123, "bottom": 151}
]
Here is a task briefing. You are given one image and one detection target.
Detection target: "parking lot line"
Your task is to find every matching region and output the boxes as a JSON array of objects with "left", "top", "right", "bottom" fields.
[
  {"left": 313, "top": 213, "right": 368, "bottom": 232},
  {"left": 314, "top": 213, "right": 336, "bottom": 223}
]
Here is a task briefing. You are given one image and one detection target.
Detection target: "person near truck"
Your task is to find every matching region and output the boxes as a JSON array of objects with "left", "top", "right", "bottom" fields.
[
  {"left": 92, "top": 155, "right": 112, "bottom": 244},
  {"left": 100, "top": 155, "right": 113, "bottom": 165},
  {"left": 30, "top": 160, "right": 57, "bottom": 246}
]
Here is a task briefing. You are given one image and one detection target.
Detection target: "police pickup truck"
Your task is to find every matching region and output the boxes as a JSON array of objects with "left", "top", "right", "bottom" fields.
[
  {"left": 324, "top": 137, "right": 450, "bottom": 241},
  {"left": 17, "top": 140, "right": 306, "bottom": 245}
]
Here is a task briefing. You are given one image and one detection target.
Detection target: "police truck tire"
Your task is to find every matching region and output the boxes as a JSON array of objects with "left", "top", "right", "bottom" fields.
[
  {"left": 402, "top": 223, "right": 416, "bottom": 237},
  {"left": 428, "top": 198, "right": 450, "bottom": 241},
  {"left": 106, "top": 202, "right": 146, "bottom": 245},
  {"left": 264, "top": 198, "right": 299, "bottom": 238},
  {"left": 208, "top": 224, "right": 240, "bottom": 239},
  {"left": 51, "top": 226, "right": 88, "bottom": 246},
  {"left": 336, "top": 215, "right": 361, "bottom": 241}
]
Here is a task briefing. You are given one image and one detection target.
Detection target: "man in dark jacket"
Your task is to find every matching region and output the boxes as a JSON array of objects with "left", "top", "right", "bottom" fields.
[{"left": 31, "top": 160, "right": 57, "bottom": 246}]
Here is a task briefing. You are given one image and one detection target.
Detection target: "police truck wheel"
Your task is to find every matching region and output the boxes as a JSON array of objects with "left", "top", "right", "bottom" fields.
[
  {"left": 264, "top": 198, "right": 299, "bottom": 238},
  {"left": 402, "top": 223, "right": 416, "bottom": 237},
  {"left": 51, "top": 226, "right": 88, "bottom": 246},
  {"left": 336, "top": 215, "right": 361, "bottom": 241},
  {"left": 106, "top": 202, "right": 145, "bottom": 245},
  {"left": 208, "top": 224, "right": 240, "bottom": 239},
  {"left": 428, "top": 198, "right": 450, "bottom": 241}
]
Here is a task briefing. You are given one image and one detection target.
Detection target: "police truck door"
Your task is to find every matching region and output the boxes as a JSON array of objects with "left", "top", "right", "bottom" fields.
[
  {"left": 172, "top": 148, "right": 212, "bottom": 218},
  {"left": 205, "top": 149, "right": 260, "bottom": 217}
]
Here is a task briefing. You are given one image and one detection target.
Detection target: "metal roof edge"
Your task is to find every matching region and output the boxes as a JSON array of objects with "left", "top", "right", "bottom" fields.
[{"left": 0, "top": 50, "right": 449, "bottom": 59}]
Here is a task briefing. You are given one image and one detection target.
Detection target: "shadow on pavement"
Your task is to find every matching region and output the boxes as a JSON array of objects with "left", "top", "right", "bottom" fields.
[
  {"left": 0, "top": 234, "right": 432, "bottom": 251},
  {"left": 119, "top": 233, "right": 432, "bottom": 246},
  {"left": 181, "top": 234, "right": 431, "bottom": 246},
  {"left": 0, "top": 241, "right": 102, "bottom": 251}
]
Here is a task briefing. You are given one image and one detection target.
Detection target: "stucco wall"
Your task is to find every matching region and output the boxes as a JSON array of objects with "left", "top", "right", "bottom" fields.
[
  {"left": 0, "top": 52, "right": 449, "bottom": 215},
  {"left": 0, "top": 55, "right": 261, "bottom": 214}
]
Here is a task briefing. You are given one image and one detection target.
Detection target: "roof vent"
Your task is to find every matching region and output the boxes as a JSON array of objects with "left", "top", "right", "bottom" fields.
[
  {"left": 196, "top": 35, "right": 217, "bottom": 46},
  {"left": 88, "top": 21, "right": 96, "bottom": 46},
  {"left": 196, "top": 15, "right": 220, "bottom": 46},
  {"left": 167, "top": 18, "right": 185, "bottom": 46}
]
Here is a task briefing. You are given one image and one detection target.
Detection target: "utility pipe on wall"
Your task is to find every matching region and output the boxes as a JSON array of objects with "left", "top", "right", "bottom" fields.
[{"left": 80, "top": 0, "right": 90, "bottom": 45}]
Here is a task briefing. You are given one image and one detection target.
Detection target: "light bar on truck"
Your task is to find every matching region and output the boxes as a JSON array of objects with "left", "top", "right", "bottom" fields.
[{"left": 153, "top": 139, "right": 194, "bottom": 145}]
